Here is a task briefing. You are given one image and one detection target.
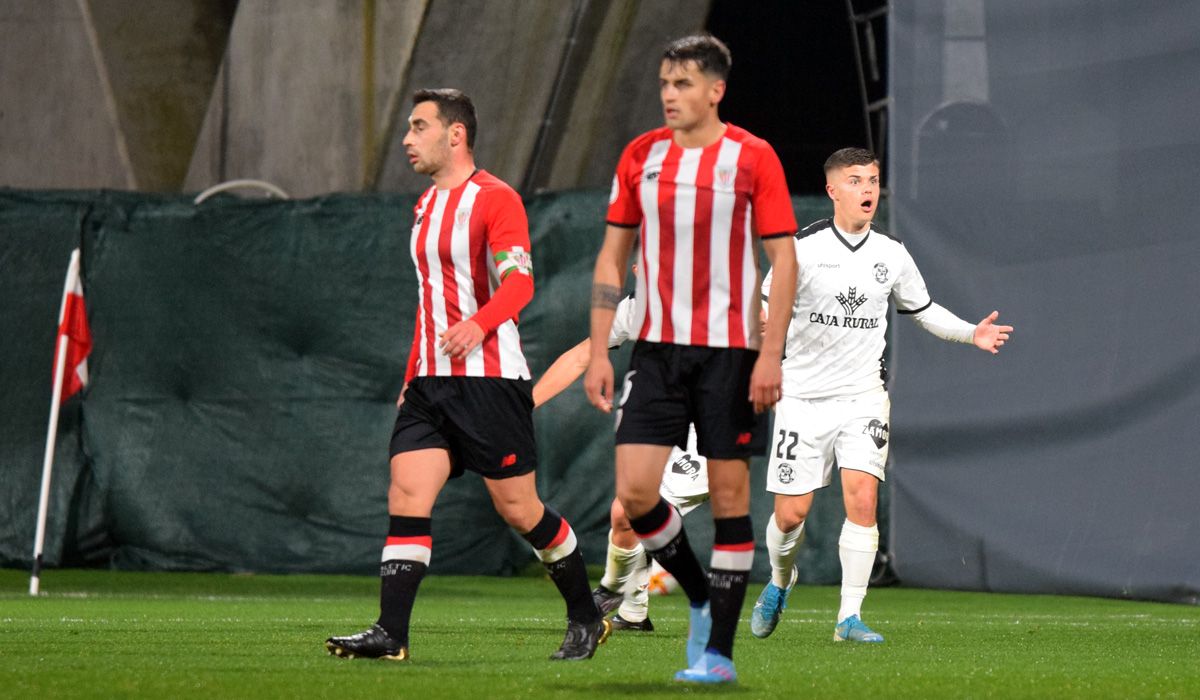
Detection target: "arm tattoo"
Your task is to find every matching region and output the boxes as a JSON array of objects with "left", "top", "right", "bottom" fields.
[{"left": 591, "top": 283, "right": 623, "bottom": 310}]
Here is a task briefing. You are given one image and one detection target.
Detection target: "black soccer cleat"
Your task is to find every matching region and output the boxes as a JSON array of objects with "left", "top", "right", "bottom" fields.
[
  {"left": 610, "top": 613, "right": 655, "bottom": 632},
  {"left": 549, "top": 617, "right": 612, "bottom": 660},
  {"left": 591, "top": 585, "right": 623, "bottom": 616},
  {"left": 325, "top": 624, "right": 410, "bottom": 661}
]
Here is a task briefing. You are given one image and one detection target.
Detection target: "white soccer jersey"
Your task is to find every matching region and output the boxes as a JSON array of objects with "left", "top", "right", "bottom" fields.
[
  {"left": 763, "top": 219, "right": 932, "bottom": 399},
  {"left": 606, "top": 296, "right": 638, "bottom": 348}
]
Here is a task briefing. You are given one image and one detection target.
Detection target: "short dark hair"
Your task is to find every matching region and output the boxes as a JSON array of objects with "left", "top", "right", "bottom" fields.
[
  {"left": 662, "top": 34, "right": 731, "bottom": 80},
  {"left": 824, "top": 147, "right": 879, "bottom": 174},
  {"left": 412, "top": 88, "right": 477, "bottom": 150}
]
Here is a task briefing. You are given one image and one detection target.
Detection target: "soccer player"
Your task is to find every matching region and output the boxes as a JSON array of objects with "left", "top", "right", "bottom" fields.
[
  {"left": 325, "top": 89, "right": 608, "bottom": 662},
  {"left": 533, "top": 290, "right": 711, "bottom": 633},
  {"left": 583, "top": 35, "right": 800, "bottom": 684},
  {"left": 749, "top": 147, "right": 1013, "bottom": 644}
]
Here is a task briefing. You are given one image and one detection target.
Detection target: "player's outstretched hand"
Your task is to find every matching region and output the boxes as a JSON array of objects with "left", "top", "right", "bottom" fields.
[
  {"left": 748, "top": 354, "right": 784, "bottom": 413},
  {"left": 584, "top": 356, "right": 615, "bottom": 413},
  {"left": 974, "top": 311, "right": 1013, "bottom": 354},
  {"left": 439, "top": 320, "right": 485, "bottom": 359}
]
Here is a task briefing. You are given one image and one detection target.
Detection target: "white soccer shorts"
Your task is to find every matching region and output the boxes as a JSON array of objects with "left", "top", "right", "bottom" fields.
[
  {"left": 660, "top": 444, "right": 709, "bottom": 516},
  {"left": 766, "top": 389, "right": 890, "bottom": 495}
]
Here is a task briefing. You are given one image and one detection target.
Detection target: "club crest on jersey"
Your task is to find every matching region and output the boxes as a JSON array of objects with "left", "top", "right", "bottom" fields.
[
  {"left": 495, "top": 246, "right": 533, "bottom": 279},
  {"left": 455, "top": 208, "right": 471, "bottom": 228},
  {"left": 776, "top": 463, "right": 795, "bottom": 484},
  {"left": 864, "top": 419, "right": 889, "bottom": 449},
  {"left": 671, "top": 453, "right": 702, "bottom": 481},
  {"left": 716, "top": 166, "right": 736, "bottom": 188},
  {"left": 874, "top": 263, "right": 889, "bottom": 284},
  {"left": 836, "top": 287, "right": 868, "bottom": 316}
]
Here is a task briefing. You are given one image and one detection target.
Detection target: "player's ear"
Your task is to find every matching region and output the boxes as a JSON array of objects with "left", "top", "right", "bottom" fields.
[
  {"left": 450, "top": 123, "right": 464, "bottom": 147},
  {"left": 710, "top": 79, "right": 726, "bottom": 106},
  {"left": 826, "top": 181, "right": 836, "bottom": 201}
]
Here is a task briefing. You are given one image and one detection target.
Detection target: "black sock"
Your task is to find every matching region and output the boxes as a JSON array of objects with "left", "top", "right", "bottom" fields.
[
  {"left": 375, "top": 515, "right": 431, "bottom": 644},
  {"left": 523, "top": 506, "right": 600, "bottom": 623},
  {"left": 707, "top": 515, "right": 754, "bottom": 659},
  {"left": 629, "top": 498, "right": 709, "bottom": 606}
]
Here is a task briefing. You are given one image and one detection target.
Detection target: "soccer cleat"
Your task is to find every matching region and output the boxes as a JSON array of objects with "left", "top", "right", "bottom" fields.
[
  {"left": 591, "top": 585, "right": 624, "bottom": 616},
  {"left": 750, "top": 580, "right": 794, "bottom": 639},
  {"left": 549, "top": 617, "right": 612, "bottom": 660},
  {"left": 674, "top": 651, "right": 737, "bottom": 684},
  {"left": 685, "top": 601, "right": 711, "bottom": 666},
  {"left": 833, "top": 614, "right": 884, "bottom": 643},
  {"left": 325, "top": 624, "right": 409, "bottom": 661},
  {"left": 610, "top": 613, "right": 654, "bottom": 632}
]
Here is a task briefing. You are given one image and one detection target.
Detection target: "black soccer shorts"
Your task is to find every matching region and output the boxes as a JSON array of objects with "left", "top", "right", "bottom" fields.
[
  {"left": 614, "top": 341, "right": 764, "bottom": 460},
  {"left": 389, "top": 376, "right": 538, "bottom": 479}
]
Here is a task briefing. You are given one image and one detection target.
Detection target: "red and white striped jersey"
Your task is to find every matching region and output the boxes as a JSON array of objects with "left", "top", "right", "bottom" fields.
[
  {"left": 407, "top": 170, "right": 532, "bottom": 381},
  {"left": 607, "top": 124, "right": 797, "bottom": 349}
]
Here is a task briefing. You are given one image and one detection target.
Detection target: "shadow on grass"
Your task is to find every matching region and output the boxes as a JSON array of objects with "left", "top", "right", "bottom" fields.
[{"left": 548, "top": 680, "right": 753, "bottom": 695}]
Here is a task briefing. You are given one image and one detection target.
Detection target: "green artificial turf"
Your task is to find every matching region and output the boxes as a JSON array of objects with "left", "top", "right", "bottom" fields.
[{"left": 1, "top": 568, "right": 1196, "bottom": 699}]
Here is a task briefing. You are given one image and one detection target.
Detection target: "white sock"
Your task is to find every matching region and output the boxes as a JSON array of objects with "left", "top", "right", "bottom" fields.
[
  {"left": 766, "top": 512, "right": 804, "bottom": 589},
  {"left": 837, "top": 519, "right": 879, "bottom": 622},
  {"left": 600, "top": 529, "right": 645, "bottom": 594},
  {"left": 617, "top": 552, "right": 651, "bottom": 622}
]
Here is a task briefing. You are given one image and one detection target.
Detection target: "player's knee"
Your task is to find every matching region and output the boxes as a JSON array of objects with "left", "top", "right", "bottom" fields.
[
  {"left": 610, "top": 498, "right": 632, "bottom": 532},
  {"left": 492, "top": 496, "right": 542, "bottom": 532},
  {"left": 775, "top": 504, "right": 809, "bottom": 531},
  {"left": 615, "top": 488, "right": 657, "bottom": 521}
]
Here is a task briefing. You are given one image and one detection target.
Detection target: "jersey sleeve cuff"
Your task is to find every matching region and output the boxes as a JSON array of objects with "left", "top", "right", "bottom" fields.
[
  {"left": 605, "top": 220, "right": 640, "bottom": 229},
  {"left": 896, "top": 299, "right": 933, "bottom": 315},
  {"left": 758, "top": 230, "right": 795, "bottom": 240}
]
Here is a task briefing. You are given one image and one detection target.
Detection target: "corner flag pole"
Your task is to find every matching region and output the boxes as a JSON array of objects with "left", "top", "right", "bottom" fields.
[{"left": 30, "top": 249, "right": 82, "bottom": 596}]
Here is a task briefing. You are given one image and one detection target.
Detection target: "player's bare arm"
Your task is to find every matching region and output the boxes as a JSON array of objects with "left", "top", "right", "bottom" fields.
[
  {"left": 584, "top": 225, "right": 636, "bottom": 412},
  {"left": 532, "top": 339, "right": 592, "bottom": 407},
  {"left": 974, "top": 310, "right": 1013, "bottom": 354},
  {"left": 749, "top": 235, "right": 798, "bottom": 412}
]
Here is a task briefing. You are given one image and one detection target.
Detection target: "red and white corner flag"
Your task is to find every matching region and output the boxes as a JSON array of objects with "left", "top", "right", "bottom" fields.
[
  {"left": 54, "top": 253, "right": 92, "bottom": 400},
  {"left": 31, "top": 248, "right": 92, "bottom": 595}
]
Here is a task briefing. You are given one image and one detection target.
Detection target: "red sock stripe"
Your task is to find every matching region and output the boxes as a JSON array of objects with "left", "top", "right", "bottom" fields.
[
  {"left": 713, "top": 541, "right": 755, "bottom": 552},
  {"left": 385, "top": 535, "right": 432, "bottom": 549},
  {"left": 547, "top": 518, "right": 572, "bottom": 550}
]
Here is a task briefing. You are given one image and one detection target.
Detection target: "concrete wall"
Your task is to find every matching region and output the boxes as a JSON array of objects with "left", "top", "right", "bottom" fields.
[
  {"left": 0, "top": 1, "right": 133, "bottom": 189},
  {"left": 0, "top": 0, "right": 710, "bottom": 197}
]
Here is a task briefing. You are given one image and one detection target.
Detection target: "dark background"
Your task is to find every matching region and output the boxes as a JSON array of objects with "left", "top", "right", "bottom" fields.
[{"left": 708, "top": 0, "right": 886, "bottom": 194}]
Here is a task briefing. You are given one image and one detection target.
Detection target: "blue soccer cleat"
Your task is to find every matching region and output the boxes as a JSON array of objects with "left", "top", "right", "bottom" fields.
[
  {"left": 685, "top": 601, "right": 711, "bottom": 666},
  {"left": 749, "top": 570, "right": 795, "bottom": 639},
  {"left": 674, "top": 651, "right": 737, "bottom": 684},
  {"left": 833, "top": 614, "right": 884, "bottom": 643}
]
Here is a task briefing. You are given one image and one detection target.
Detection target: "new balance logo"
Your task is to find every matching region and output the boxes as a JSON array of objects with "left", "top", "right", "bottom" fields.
[
  {"left": 501, "top": 453, "right": 517, "bottom": 468},
  {"left": 836, "top": 287, "right": 867, "bottom": 316},
  {"left": 736, "top": 432, "right": 752, "bottom": 446}
]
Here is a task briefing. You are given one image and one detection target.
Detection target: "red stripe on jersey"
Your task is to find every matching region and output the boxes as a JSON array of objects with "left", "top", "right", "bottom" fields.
[
  {"left": 547, "top": 517, "right": 572, "bottom": 549},
  {"left": 727, "top": 149, "right": 752, "bottom": 347},
  {"left": 415, "top": 191, "right": 438, "bottom": 373},
  {"left": 713, "top": 541, "right": 755, "bottom": 552},
  {"left": 655, "top": 143, "right": 682, "bottom": 344},
  {"left": 691, "top": 145, "right": 719, "bottom": 345},
  {"left": 385, "top": 535, "right": 433, "bottom": 549},
  {"left": 469, "top": 206, "right": 502, "bottom": 375},
  {"left": 438, "top": 186, "right": 467, "bottom": 376}
]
